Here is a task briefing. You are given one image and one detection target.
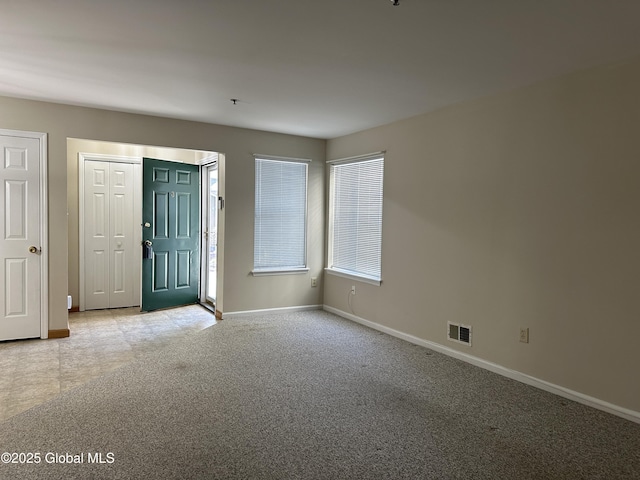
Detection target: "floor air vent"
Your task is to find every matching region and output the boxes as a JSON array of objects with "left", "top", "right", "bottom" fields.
[{"left": 448, "top": 322, "right": 472, "bottom": 346}]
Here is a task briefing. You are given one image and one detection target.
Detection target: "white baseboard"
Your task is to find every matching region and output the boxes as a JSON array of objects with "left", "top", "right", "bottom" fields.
[
  {"left": 222, "top": 304, "right": 322, "bottom": 319},
  {"left": 323, "top": 305, "right": 640, "bottom": 425}
]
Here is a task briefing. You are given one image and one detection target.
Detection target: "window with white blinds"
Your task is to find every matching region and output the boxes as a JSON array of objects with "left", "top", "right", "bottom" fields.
[
  {"left": 253, "top": 156, "right": 309, "bottom": 274},
  {"left": 328, "top": 154, "right": 384, "bottom": 284}
]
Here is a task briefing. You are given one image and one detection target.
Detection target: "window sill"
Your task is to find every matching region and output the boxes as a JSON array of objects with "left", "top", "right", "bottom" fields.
[
  {"left": 251, "top": 268, "right": 309, "bottom": 277},
  {"left": 324, "top": 268, "right": 381, "bottom": 286}
]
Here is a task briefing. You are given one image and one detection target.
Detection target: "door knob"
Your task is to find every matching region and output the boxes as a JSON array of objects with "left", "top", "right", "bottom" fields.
[
  {"left": 28, "top": 246, "right": 40, "bottom": 254},
  {"left": 143, "top": 240, "right": 153, "bottom": 259}
]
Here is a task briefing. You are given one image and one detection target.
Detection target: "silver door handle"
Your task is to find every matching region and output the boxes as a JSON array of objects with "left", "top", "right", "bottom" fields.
[
  {"left": 28, "top": 246, "right": 41, "bottom": 254},
  {"left": 144, "top": 240, "right": 153, "bottom": 246}
]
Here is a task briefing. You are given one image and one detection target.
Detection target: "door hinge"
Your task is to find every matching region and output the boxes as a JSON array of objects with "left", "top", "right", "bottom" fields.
[{"left": 218, "top": 196, "right": 225, "bottom": 209}]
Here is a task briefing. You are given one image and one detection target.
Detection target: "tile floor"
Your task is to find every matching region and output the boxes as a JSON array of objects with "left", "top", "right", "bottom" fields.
[{"left": 0, "top": 305, "right": 217, "bottom": 422}]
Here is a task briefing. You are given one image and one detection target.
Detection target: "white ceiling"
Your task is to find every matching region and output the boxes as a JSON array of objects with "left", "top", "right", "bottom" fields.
[{"left": 2, "top": 0, "right": 640, "bottom": 139}]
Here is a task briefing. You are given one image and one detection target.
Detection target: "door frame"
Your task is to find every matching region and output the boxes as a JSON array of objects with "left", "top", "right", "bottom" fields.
[
  {"left": 78, "top": 153, "right": 142, "bottom": 311},
  {"left": 199, "top": 157, "right": 218, "bottom": 307},
  {"left": 199, "top": 153, "right": 224, "bottom": 317},
  {"left": 0, "top": 128, "right": 48, "bottom": 338}
]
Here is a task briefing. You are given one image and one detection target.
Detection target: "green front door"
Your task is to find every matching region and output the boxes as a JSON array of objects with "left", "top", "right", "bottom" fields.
[{"left": 142, "top": 158, "right": 200, "bottom": 311}]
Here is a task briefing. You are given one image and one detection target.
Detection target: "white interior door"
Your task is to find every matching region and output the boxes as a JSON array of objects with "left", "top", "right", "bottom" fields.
[
  {"left": 0, "top": 132, "right": 45, "bottom": 341},
  {"left": 109, "top": 163, "right": 137, "bottom": 308},
  {"left": 83, "top": 159, "right": 139, "bottom": 310}
]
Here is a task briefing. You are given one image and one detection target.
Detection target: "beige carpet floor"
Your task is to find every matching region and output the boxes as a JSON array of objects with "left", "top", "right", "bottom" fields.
[{"left": 1, "top": 310, "right": 639, "bottom": 479}]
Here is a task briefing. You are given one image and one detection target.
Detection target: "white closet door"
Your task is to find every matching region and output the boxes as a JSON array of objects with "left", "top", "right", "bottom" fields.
[
  {"left": 84, "top": 161, "right": 110, "bottom": 310},
  {"left": 84, "top": 161, "right": 137, "bottom": 310},
  {"left": 108, "top": 162, "right": 136, "bottom": 308}
]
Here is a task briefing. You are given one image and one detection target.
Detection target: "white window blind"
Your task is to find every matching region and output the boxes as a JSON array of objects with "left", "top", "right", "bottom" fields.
[
  {"left": 329, "top": 154, "right": 384, "bottom": 283},
  {"left": 253, "top": 157, "right": 308, "bottom": 273}
]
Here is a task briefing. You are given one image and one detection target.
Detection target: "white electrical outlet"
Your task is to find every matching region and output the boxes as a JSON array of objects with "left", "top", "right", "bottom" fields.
[
  {"left": 311, "top": 277, "right": 317, "bottom": 287},
  {"left": 351, "top": 285, "right": 356, "bottom": 295},
  {"left": 520, "top": 327, "right": 529, "bottom": 343}
]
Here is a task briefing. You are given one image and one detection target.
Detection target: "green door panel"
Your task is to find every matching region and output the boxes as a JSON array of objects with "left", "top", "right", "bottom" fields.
[{"left": 142, "top": 158, "right": 200, "bottom": 311}]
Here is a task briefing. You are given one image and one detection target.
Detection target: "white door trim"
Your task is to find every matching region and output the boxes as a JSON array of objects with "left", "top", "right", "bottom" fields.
[
  {"left": 0, "top": 128, "right": 48, "bottom": 338},
  {"left": 78, "top": 152, "right": 141, "bottom": 311}
]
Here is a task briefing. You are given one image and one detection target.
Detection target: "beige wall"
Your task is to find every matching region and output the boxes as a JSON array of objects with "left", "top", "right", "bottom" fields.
[
  {"left": 0, "top": 96, "right": 325, "bottom": 332},
  {"left": 326, "top": 57, "right": 640, "bottom": 413}
]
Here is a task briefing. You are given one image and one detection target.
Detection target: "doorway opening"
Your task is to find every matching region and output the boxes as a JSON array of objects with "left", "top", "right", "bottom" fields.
[
  {"left": 71, "top": 139, "right": 224, "bottom": 315},
  {"left": 201, "top": 160, "right": 218, "bottom": 310}
]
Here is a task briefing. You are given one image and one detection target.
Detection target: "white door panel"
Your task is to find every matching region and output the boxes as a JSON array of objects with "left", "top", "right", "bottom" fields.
[
  {"left": 0, "top": 134, "right": 42, "bottom": 341},
  {"left": 109, "top": 162, "right": 135, "bottom": 308},
  {"left": 83, "top": 160, "right": 138, "bottom": 310},
  {"left": 84, "top": 162, "right": 109, "bottom": 309},
  {"left": 5, "top": 258, "right": 27, "bottom": 316}
]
